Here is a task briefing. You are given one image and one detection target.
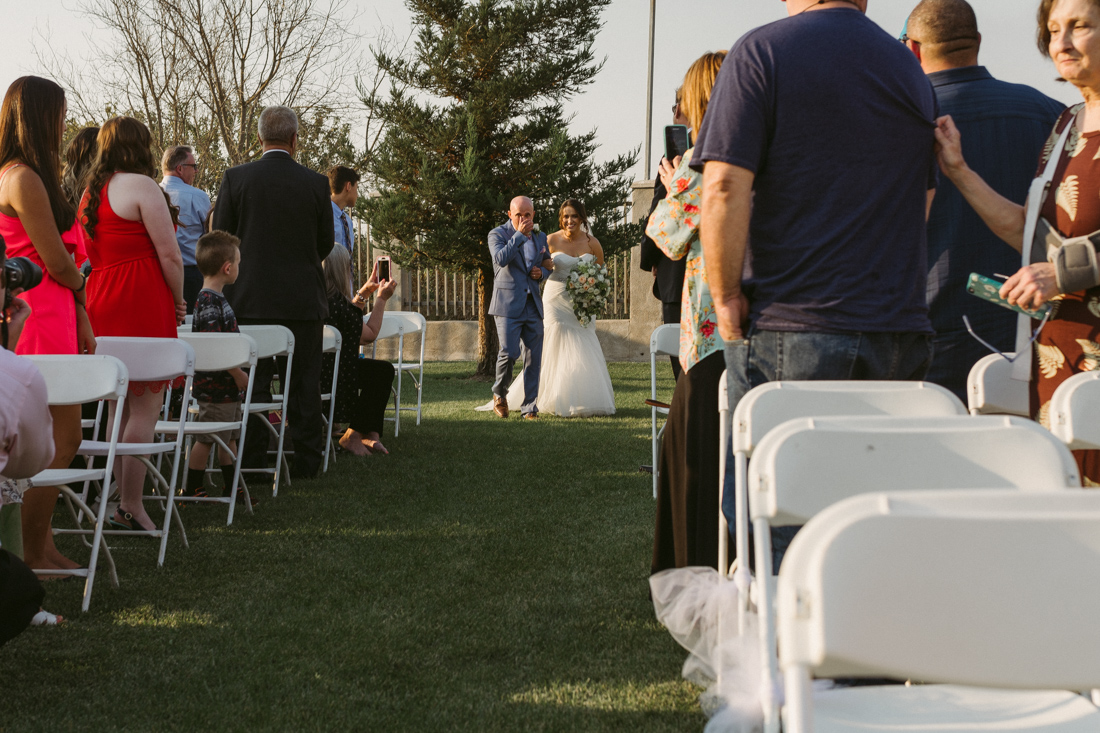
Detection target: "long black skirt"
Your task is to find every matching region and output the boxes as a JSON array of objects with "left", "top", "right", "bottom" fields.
[{"left": 651, "top": 351, "right": 724, "bottom": 574}]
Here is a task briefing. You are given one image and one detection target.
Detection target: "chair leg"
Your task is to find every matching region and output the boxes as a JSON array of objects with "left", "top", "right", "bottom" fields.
[{"left": 54, "top": 484, "right": 119, "bottom": 591}]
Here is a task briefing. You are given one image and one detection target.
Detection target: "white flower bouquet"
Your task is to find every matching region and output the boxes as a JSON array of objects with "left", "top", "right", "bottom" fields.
[{"left": 565, "top": 260, "right": 611, "bottom": 327}]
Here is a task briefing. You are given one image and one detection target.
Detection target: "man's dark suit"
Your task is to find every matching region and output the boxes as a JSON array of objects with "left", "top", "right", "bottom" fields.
[
  {"left": 639, "top": 175, "right": 686, "bottom": 378},
  {"left": 213, "top": 149, "right": 334, "bottom": 479}
]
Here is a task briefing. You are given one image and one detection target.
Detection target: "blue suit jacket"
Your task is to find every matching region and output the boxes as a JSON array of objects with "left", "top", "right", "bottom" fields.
[{"left": 487, "top": 221, "right": 551, "bottom": 319}]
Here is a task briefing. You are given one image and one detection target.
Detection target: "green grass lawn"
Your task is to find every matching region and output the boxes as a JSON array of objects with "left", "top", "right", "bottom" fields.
[{"left": 2, "top": 361, "right": 703, "bottom": 732}]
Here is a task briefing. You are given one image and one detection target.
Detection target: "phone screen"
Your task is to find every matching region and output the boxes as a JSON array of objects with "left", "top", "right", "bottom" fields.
[
  {"left": 378, "top": 258, "right": 391, "bottom": 282},
  {"left": 664, "top": 125, "right": 690, "bottom": 162}
]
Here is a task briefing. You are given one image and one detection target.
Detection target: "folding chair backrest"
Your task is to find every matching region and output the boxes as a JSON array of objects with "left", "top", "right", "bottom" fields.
[
  {"left": 95, "top": 337, "right": 195, "bottom": 381},
  {"left": 778, "top": 489, "right": 1100, "bottom": 688},
  {"left": 176, "top": 332, "right": 258, "bottom": 372},
  {"left": 749, "top": 415, "right": 1080, "bottom": 525},
  {"left": 25, "top": 354, "right": 128, "bottom": 405},
  {"left": 651, "top": 323, "right": 679, "bottom": 358},
  {"left": 1050, "top": 370, "right": 1100, "bottom": 450},
  {"left": 322, "top": 324, "right": 342, "bottom": 354},
  {"left": 966, "top": 352, "right": 1030, "bottom": 416},
  {"left": 732, "top": 381, "right": 966, "bottom": 454},
  {"left": 238, "top": 324, "right": 293, "bottom": 359},
  {"left": 371, "top": 312, "right": 403, "bottom": 342},
  {"left": 386, "top": 311, "right": 426, "bottom": 336}
]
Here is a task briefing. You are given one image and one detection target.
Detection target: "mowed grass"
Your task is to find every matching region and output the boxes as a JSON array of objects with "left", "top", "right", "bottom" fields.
[{"left": 1, "top": 361, "right": 703, "bottom": 732}]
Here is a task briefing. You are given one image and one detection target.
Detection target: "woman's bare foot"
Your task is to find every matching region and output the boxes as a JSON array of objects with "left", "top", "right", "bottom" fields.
[
  {"left": 362, "top": 432, "right": 389, "bottom": 455},
  {"left": 339, "top": 430, "right": 371, "bottom": 457}
]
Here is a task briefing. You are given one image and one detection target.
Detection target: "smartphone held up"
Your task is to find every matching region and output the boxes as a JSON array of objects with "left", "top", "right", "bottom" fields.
[{"left": 377, "top": 256, "right": 391, "bottom": 283}]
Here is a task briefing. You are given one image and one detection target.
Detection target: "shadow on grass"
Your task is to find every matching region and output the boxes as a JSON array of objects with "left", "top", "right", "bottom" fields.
[{"left": 1, "top": 361, "right": 699, "bottom": 732}]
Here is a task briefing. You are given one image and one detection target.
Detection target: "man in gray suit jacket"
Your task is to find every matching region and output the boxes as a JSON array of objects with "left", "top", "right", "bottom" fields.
[{"left": 488, "top": 196, "right": 551, "bottom": 419}]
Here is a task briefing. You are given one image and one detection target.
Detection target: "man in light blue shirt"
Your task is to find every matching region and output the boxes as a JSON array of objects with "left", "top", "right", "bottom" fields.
[
  {"left": 161, "top": 145, "right": 212, "bottom": 313},
  {"left": 328, "top": 165, "right": 359, "bottom": 254}
]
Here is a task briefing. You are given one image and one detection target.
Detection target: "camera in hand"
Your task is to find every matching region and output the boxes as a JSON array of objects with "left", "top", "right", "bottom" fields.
[
  {"left": 377, "top": 256, "right": 391, "bottom": 282},
  {"left": 3, "top": 257, "right": 43, "bottom": 309}
]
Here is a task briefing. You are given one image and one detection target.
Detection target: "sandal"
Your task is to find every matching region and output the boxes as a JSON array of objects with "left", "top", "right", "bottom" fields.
[
  {"left": 178, "top": 485, "right": 209, "bottom": 499},
  {"left": 108, "top": 510, "right": 155, "bottom": 533},
  {"left": 30, "top": 609, "right": 64, "bottom": 626}
]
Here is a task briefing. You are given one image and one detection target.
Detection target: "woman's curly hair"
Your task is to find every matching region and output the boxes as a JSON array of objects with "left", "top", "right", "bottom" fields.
[{"left": 81, "top": 117, "right": 157, "bottom": 240}]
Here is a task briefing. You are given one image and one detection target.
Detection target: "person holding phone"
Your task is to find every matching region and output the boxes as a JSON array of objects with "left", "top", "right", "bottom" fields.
[
  {"left": 934, "top": 0, "right": 1100, "bottom": 485},
  {"left": 321, "top": 247, "right": 397, "bottom": 456},
  {"left": 646, "top": 51, "right": 728, "bottom": 573}
]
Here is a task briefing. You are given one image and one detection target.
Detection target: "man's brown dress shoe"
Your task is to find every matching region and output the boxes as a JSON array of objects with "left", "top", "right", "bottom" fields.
[{"left": 493, "top": 396, "right": 509, "bottom": 418}]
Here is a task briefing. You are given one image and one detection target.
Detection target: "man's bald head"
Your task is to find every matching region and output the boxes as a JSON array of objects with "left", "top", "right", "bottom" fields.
[
  {"left": 907, "top": 0, "right": 981, "bottom": 70},
  {"left": 508, "top": 196, "right": 535, "bottom": 235}
]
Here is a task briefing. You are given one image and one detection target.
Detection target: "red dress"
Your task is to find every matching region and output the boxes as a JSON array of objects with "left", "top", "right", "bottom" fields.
[
  {"left": 79, "top": 177, "right": 179, "bottom": 393},
  {"left": 0, "top": 164, "right": 87, "bottom": 356}
]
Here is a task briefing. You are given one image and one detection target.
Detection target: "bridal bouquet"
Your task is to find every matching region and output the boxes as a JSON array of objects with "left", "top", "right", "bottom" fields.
[{"left": 565, "top": 260, "right": 611, "bottom": 327}]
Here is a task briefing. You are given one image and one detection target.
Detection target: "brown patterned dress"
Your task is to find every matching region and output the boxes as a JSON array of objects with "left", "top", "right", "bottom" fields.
[{"left": 1034, "top": 103, "right": 1100, "bottom": 485}]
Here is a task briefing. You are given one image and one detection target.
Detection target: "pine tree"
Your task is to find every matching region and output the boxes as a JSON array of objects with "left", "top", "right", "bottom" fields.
[{"left": 364, "top": 0, "right": 638, "bottom": 376}]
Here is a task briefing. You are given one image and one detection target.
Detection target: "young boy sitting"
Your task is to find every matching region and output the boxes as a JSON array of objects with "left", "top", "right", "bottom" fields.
[{"left": 183, "top": 231, "right": 250, "bottom": 503}]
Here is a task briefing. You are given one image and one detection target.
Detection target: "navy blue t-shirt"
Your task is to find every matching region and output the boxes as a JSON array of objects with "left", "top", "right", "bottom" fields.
[{"left": 692, "top": 8, "right": 937, "bottom": 334}]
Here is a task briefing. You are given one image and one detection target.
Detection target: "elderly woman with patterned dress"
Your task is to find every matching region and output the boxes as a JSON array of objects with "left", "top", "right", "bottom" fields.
[
  {"left": 936, "top": 0, "right": 1100, "bottom": 485},
  {"left": 647, "top": 51, "right": 727, "bottom": 573}
]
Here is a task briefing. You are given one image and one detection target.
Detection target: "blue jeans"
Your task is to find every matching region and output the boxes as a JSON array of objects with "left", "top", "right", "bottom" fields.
[{"left": 722, "top": 328, "right": 934, "bottom": 571}]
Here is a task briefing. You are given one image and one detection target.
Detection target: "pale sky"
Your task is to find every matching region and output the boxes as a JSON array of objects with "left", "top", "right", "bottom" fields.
[{"left": 1, "top": 0, "right": 1080, "bottom": 182}]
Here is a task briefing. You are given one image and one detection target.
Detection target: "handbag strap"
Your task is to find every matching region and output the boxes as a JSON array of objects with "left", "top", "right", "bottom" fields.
[{"left": 1011, "top": 116, "right": 1078, "bottom": 382}]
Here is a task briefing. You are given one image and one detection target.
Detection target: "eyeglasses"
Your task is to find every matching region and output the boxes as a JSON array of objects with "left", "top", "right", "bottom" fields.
[
  {"left": 963, "top": 310, "right": 1053, "bottom": 363},
  {"left": 178, "top": 163, "right": 198, "bottom": 169}
]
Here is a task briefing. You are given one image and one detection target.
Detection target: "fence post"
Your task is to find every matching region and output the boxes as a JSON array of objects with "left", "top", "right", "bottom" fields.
[{"left": 629, "top": 178, "right": 663, "bottom": 358}]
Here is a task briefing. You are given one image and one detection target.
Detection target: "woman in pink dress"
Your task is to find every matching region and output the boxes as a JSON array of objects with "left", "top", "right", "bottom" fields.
[
  {"left": 0, "top": 76, "right": 96, "bottom": 573},
  {"left": 80, "top": 117, "right": 185, "bottom": 532}
]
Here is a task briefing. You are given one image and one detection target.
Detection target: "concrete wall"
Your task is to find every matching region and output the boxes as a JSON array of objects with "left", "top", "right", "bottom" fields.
[{"left": 372, "top": 179, "right": 665, "bottom": 363}]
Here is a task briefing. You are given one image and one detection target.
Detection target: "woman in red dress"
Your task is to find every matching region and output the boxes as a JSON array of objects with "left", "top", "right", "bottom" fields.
[
  {"left": 0, "top": 76, "right": 96, "bottom": 573},
  {"left": 79, "top": 117, "right": 185, "bottom": 532}
]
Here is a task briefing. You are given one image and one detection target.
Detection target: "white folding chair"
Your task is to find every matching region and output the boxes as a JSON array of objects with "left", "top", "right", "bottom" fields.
[
  {"left": 321, "top": 324, "right": 342, "bottom": 473},
  {"left": 238, "top": 324, "right": 294, "bottom": 496},
  {"left": 721, "top": 380, "right": 966, "bottom": 624},
  {"left": 966, "top": 352, "right": 1030, "bottom": 416},
  {"left": 157, "top": 332, "right": 259, "bottom": 525},
  {"left": 1049, "top": 370, "right": 1100, "bottom": 453},
  {"left": 76, "top": 337, "right": 196, "bottom": 567},
  {"left": 779, "top": 490, "right": 1100, "bottom": 733},
  {"left": 646, "top": 323, "right": 679, "bottom": 499},
  {"left": 25, "top": 354, "right": 127, "bottom": 612},
  {"left": 748, "top": 414, "right": 1081, "bottom": 733},
  {"left": 368, "top": 310, "right": 425, "bottom": 437}
]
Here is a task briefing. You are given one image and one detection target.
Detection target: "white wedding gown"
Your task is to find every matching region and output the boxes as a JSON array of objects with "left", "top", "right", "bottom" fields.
[{"left": 478, "top": 252, "right": 616, "bottom": 417}]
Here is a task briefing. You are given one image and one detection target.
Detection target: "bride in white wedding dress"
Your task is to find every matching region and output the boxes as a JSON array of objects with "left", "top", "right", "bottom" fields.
[{"left": 495, "top": 199, "right": 616, "bottom": 417}]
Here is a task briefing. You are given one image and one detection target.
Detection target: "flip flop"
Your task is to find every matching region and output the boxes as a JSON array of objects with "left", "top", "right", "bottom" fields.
[{"left": 30, "top": 609, "right": 64, "bottom": 626}]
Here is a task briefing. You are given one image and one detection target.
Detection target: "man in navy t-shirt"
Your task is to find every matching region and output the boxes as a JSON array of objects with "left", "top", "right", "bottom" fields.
[{"left": 695, "top": 0, "right": 939, "bottom": 407}]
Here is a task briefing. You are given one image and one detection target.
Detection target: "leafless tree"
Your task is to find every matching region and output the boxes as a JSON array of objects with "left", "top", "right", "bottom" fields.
[{"left": 37, "top": 0, "right": 365, "bottom": 191}]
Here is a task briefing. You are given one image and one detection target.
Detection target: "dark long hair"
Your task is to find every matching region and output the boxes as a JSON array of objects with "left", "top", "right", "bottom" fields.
[
  {"left": 82, "top": 117, "right": 157, "bottom": 240},
  {"left": 558, "top": 198, "right": 592, "bottom": 241},
  {"left": 63, "top": 126, "right": 99, "bottom": 207},
  {"left": 0, "top": 76, "right": 75, "bottom": 233}
]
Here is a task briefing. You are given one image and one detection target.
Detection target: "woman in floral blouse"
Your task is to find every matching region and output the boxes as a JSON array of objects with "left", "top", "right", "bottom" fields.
[{"left": 647, "top": 50, "right": 727, "bottom": 574}]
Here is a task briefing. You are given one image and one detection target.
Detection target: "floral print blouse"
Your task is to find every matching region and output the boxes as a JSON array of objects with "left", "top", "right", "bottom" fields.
[{"left": 645, "top": 148, "right": 724, "bottom": 372}]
